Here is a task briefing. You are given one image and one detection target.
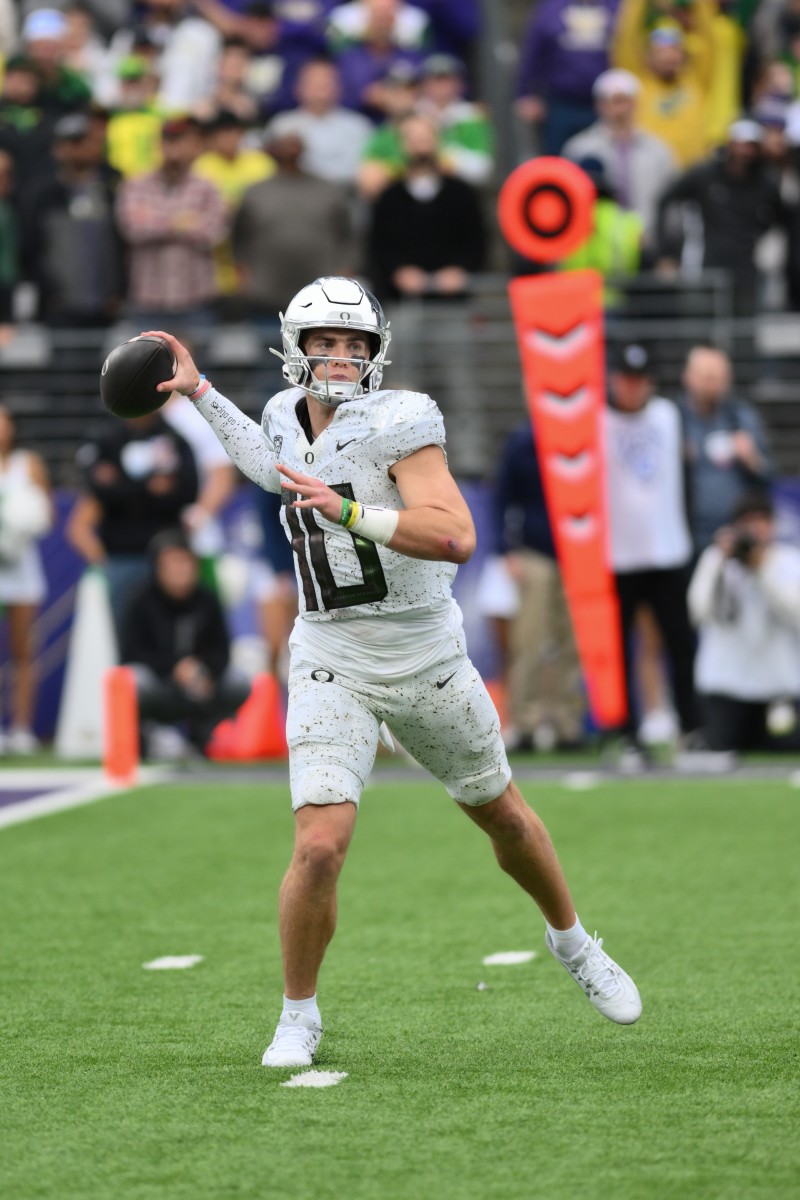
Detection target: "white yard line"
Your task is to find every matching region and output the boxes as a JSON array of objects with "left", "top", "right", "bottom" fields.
[{"left": 0, "top": 767, "right": 169, "bottom": 830}]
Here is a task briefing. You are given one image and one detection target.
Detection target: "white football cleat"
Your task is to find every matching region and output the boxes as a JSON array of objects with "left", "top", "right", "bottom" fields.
[
  {"left": 546, "top": 931, "right": 642, "bottom": 1025},
  {"left": 262, "top": 1011, "right": 322, "bottom": 1068}
]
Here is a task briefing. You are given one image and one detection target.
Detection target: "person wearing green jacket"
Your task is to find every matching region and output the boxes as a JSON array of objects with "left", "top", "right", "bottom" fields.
[{"left": 561, "top": 156, "right": 643, "bottom": 307}]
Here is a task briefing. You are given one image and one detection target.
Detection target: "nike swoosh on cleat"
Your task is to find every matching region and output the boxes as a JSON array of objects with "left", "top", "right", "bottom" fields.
[
  {"left": 336, "top": 438, "right": 358, "bottom": 451},
  {"left": 435, "top": 672, "right": 456, "bottom": 690}
]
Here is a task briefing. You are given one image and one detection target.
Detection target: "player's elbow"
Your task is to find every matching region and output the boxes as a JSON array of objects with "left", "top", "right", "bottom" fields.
[{"left": 441, "top": 524, "right": 476, "bottom": 564}]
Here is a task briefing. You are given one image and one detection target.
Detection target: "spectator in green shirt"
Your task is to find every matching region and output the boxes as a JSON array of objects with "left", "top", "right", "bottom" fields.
[
  {"left": 21, "top": 8, "right": 92, "bottom": 117},
  {"left": 358, "top": 53, "right": 493, "bottom": 199}
]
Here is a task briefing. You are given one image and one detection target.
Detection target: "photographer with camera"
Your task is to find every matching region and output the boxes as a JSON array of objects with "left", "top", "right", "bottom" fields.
[{"left": 688, "top": 493, "right": 800, "bottom": 753}]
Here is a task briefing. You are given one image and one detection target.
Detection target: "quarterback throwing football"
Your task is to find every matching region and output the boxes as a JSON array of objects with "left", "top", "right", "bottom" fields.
[{"left": 145, "top": 276, "right": 641, "bottom": 1067}]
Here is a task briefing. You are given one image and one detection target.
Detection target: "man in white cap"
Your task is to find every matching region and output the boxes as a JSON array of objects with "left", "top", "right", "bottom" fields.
[
  {"left": 21, "top": 7, "right": 91, "bottom": 115},
  {"left": 563, "top": 67, "right": 676, "bottom": 247}
]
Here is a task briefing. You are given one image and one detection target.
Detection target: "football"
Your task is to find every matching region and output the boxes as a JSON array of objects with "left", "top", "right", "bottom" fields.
[{"left": 100, "top": 335, "right": 176, "bottom": 418}]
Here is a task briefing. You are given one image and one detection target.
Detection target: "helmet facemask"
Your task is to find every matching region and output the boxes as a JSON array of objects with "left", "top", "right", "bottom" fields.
[{"left": 285, "top": 328, "right": 383, "bottom": 407}]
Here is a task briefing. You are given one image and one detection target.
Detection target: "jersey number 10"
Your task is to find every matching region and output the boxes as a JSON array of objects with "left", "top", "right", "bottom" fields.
[{"left": 283, "top": 482, "right": 389, "bottom": 611}]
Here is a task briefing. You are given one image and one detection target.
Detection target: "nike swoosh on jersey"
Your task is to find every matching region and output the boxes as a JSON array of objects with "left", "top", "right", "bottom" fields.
[
  {"left": 336, "top": 438, "right": 358, "bottom": 452},
  {"left": 435, "top": 672, "right": 456, "bottom": 689}
]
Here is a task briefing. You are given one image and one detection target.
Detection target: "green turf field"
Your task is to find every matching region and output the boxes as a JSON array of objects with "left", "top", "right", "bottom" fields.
[{"left": 1, "top": 775, "right": 798, "bottom": 1200}]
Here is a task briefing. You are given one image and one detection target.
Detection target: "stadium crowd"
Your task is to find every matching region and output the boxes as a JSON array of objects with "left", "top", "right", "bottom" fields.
[{"left": 2, "top": 0, "right": 800, "bottom": 761}]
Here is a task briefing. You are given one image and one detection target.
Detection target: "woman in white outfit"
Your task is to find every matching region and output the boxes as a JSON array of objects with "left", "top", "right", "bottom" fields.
[{"left": 0, "top": 406, "right": 52, "bottom": 754}]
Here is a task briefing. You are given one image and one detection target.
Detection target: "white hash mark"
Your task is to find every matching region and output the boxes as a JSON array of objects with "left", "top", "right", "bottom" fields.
[
  {"left": 142, "top": 955, "right": 204, "bottom": 970},
  {"left": 482, "top": 951, "right": 537, "bottom": 966},
  {"left": 281, "top": 1071, "right": 348, "bottom": 1089}
]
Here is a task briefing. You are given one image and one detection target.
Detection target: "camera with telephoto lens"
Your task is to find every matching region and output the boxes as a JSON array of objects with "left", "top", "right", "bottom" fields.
[{"left": 730, "top": 531, "right": 758, "bottom": 563}]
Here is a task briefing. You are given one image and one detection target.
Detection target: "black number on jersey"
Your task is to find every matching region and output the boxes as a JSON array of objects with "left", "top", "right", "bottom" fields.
[{"left": 283, "top": 482, "right": 389, "bottom": 611}]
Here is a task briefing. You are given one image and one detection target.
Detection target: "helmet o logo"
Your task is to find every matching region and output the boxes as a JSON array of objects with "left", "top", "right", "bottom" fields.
[
  {"left": 340, "top": 312, "right": 351, "bottom": 321},
  {"left": 311, "top": 669, "right": 335, "bottom": 683}
]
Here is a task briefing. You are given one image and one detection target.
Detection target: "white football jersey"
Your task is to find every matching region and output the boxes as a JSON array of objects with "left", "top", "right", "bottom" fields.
[{"left": 261, "top": 386, "right": 458, "bottom": 622}]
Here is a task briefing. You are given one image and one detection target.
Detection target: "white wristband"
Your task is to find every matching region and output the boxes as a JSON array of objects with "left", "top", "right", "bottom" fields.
[{"left": 349, "top": 504, "right": 399, "bottom": 547}]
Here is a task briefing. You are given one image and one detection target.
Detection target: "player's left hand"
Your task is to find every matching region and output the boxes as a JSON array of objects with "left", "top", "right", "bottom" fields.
[{"left": 278, "top": 463, "right": 346, "bottom": 523}]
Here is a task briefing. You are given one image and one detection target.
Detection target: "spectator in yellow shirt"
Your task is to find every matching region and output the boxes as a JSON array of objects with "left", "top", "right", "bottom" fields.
[
  {"left": 612, "top": 0, "right": 714, "bottom": 166},
  {"left": 193, "top": 110, "right": 275, "bottom": 309},
  {"left": 106, "top": 56, "right": 164, "bottom": 179}
]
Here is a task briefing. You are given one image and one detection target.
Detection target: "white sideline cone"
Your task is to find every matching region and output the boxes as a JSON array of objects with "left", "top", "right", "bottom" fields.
[{"left": 54, "top": 569, "right": 118, "bottom": 759}]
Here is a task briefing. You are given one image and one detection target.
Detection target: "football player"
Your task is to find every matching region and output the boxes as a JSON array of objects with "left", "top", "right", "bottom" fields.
[{"left": 143, "top": 276, "right": 641, "bottom": 1068}]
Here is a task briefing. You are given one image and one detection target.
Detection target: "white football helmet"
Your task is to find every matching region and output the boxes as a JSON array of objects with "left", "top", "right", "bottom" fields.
[{"left": 271, "top": 276, "right": 391, "bottom": 406}]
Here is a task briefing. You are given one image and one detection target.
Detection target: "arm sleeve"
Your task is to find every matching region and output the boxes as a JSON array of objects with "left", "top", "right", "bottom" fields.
[{"left": 192, "top": 387, "right": 281, "bottom": 493}]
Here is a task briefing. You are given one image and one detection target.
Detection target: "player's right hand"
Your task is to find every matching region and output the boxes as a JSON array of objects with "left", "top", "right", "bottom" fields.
[
  {"left": 277, "top": 462, "right": 346, "bottom": 524},
  {"left": 140, "top": 329, "right": 202, "bottom": 397}
]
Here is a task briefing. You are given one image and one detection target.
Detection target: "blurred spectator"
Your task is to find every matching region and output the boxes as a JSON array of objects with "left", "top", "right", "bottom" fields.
[
  {"left": 105, "top": 56, "right": 164, "bottom": 179},
  {"left": 605, "top": 343, "right": 699, "bottom": 749},
  {"left": 559, "top": 156, "right": 643, "bottom": 302},
  {"left": 0, "top": 57, "right": 53, "bottom": 194},
  {"left": 235, "top": 5, "right": 292, "bottom": 116},
  {"left": 415, "top": 53, "right": 493, "bottom": 185},
  {"left": 67, "top": 411, "right": 199, "bottom": 638},
  {"left": 193, "top": 110, "right": 275, "bottom": 307},
  {"left": 688, "top": 493, "right": 800, "bottom": 753},
  {"left": 706, "top": 0, "right": 749, "bottom": 145},
  {"left": 193, "top": 37, "right": 260, "bottom": 123},
  {"left": 104, "top": 0, "right": 221, "bottom": 116},
  {"left": 367, "top": 112, "right": 485, "bottom": 299},
  {"left": 359, "top": 54, "right": 492, "bottom": 199},
  {"left": 0, "top": 0, "right": 17, "bottom": 57},
  {"left": 751, "top": 97, "right": 800, "bottom": 309},
  {"left": 411, "top": 0, "right": 479, "bottom": 58},
  {"left": 22, "top": 112, "right": 125, "bottom": 326},
  {"left": 162, "top": 391, "right": 239, "bottom": 579},
  {"left": 116, "top": 116, "right": 228, "bottom": 329},
  {"left": 0, "top": 149, "right": 19, "bottom": 336},
  {"left": 232, "top": 131, "right": 355, "bottom": 318},
  {"left": 193, "top": 0, "right": 332, "bottom": 115},
  {"left": 357, "top": 59, "right": 421, "bottom": 198},
  {"left": 329, "top": 2, "right": 425, "bottom": 117},
  {"left": 62, "top": 2, "right": 108, "bottom": 97},
  {"left": 327, "top": 0, "right": 432, "bottom": 53},
  {"left": 122, "top": 530, "right": 250, "bottom": 758},
  {"left": 0, "top": 405, "right": 53, "bottom": 756},
  {"left": 478, "top": 420, "right": 583, "bottom": 753},
  {"left": 612, "top": 0, "right": 714, "bottom": 166},
  {"left": 266, "top": 58, "right": 373, "bottom": 184},
  {"left": 516, "top": 0, "right": 619, "bottom": 155},
  {"left": 563, "top": 67, "right": 676, "bottom": 245},
  {"left": 678, "top": 344, "right": 774, "bottom": 554},
  {"left": 21, "top": 7, "right": 93, "bottom": 117},
  {"left": 656, "top": 120, "right": 785, "bottom": 316}
]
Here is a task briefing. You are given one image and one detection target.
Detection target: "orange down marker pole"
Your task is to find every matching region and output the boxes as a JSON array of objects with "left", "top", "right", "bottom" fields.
[
  {"left": 497, "top": 158, "right": 627, "bottom": 728},
  {"left": 103, "top": 666, "right": 139, "bottom": 785}
]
